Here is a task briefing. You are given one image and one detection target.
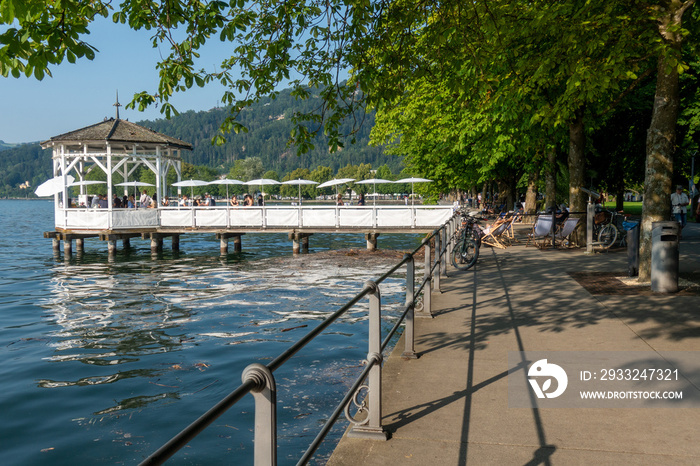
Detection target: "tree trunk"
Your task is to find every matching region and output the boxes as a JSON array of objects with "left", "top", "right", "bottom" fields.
[
  {"left": 545, "top": 146, "right": 557, "bottom": 210},
  {"left": 568, "top": 110, "right": 587, "bottom": 214},
  {"left": 639, "top": 1, "right": 690, "bottom": 281},
  {"left": 525, "top": 170, "right": 539, "bottom": 215}
]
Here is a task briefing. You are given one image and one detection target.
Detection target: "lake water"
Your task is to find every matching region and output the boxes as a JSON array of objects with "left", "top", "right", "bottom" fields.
[{"left": 0, "top": 200, "right": 424, "bottom": 465}]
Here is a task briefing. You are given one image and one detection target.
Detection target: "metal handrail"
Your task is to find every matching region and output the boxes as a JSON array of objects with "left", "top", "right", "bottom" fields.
[{"left": 139, "top": 213, "right": 460, "bottom": 466}]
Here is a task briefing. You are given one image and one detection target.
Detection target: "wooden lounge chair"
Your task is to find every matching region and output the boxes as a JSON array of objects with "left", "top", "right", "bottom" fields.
[
  {"left": 481, "top": 220, "right": 511, "bottom": 249},
  {"left": 526, "top": 214, "right": 554, "bottom": 247},
  {"left": 554, "top": 217, "right": 580, "bottom": 247}
]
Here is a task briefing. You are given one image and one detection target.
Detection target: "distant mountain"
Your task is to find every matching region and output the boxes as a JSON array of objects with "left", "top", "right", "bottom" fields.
[
  {"left": 138, "top": 88, "right": 400, "bottom": 174},
  {"left": 0, "top": 88, "right": 401, "bottom": 197},
  {"left": 0, "top": 140, "right": 19, "bottom": 151}
]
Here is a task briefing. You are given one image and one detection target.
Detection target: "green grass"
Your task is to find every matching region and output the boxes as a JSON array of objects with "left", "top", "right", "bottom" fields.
[{"left": 605, "top": 201, "right": 642, "bottom": 216}]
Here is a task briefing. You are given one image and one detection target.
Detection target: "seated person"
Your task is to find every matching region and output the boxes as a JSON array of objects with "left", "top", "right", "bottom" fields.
[
  {"left": 230, "top": 196, "right": 239, "bottom": 206},
  {"left": 336, "top": 193, "right": 344, "bottom": 206}
]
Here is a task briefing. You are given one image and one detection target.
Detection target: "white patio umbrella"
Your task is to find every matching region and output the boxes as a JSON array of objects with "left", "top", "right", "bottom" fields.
[
  {"left": 172, "top": 179, "right": 209, "bottom": 199},
  {"left": 282, "top": 179, "right": 319, "bottom": 204},
  {"left": 35, "top": 175, "right": 75, "bottom": 197},
  {"left": 394, "top": 177, "right": 432, "bottom": 206},
  {"left": 115, "top": 181, "right": 156, "bottom": 200},
  {"left": 68, "top": 180, "right": 107, "bottom": 187},
  {"left": 244, "top": 179, "right": 281, "bottom": 205},
  {"left": 355, "top": 178, "right": 394, "bottom": 205},
  {"left": 208, "top": 178, "right": 245, "bottom": 199},
  {"left": 316, "top": 178, "right": 355, "bottom": 200}
]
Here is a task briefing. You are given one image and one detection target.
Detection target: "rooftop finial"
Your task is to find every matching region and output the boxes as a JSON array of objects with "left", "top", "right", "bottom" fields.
[{"left": 114, "top": 90, "right": 122, "bottom": 119}]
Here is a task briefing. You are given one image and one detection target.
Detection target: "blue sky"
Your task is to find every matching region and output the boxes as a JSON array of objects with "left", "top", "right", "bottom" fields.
[{"left": 0, "top": 17, "right": 231, "bottom": 144}]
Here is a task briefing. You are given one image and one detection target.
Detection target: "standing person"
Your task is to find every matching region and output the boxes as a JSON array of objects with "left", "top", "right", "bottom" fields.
[
  {"left": 139, "top": 190, "right": 151, "bottom": 208},
  {"left": 257, "top": 194, "right": 264, "bottom": 206},
  {"left": 671, "top": 185, "right": 690, "bottom": 229}
]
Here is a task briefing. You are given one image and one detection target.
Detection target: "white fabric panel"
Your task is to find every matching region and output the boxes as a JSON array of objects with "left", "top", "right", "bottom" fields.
[
  {"left": 266, "top": 208, "right": 299, "bottom": 226},
  {"left": 196, "top": 209, "right": 228, "bottom": 227},
  {"left": 161, "top": 209, "right": 194, "bottom": 227},
  {"left": 229, "top": 208, "right": 263, "bottom": 226},
  {"left": 303, "top": 208, "right": 336, "bottom": 227},
  {"left": 112, "top": 209, "right": 158, "bottom": 228},
  {"left": 415, "top": 208, "right": 453, "bottom": 226},
  {"left": 376, "top": 208, "right": 412, "bottom": 227},
  {"left": 66, "top": 211, "right": 109, "bottom": 229},
  {"left": 339, "top": 208, "right": 374, "bottom": 227}
]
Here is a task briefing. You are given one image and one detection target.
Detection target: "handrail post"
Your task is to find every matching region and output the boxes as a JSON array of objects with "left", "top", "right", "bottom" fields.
[
  {"left": 348, "top": 281, "right": 388, "bottom": 439},
  {"left": 434, "top": 230, "right": 441, "bottom": 292},
  {"left": 418, "top": 240, "right": 432, "bottom": 318},
  {"left": 401, "top": 255, "right": 417, "bottom": 359},
  {"left": 446, "top": 219, "right": 453, "bottom": 267},
  {"left": 241, "top": 363, "right": 277, "bottom": 466},
  {"left": 441, "top": 227, "right": 447, "bottom": 277}
]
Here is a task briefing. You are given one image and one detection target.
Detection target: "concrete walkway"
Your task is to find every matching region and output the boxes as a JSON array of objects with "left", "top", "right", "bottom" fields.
[{"left": 328, "top": 222, "right": 700, "bottom": 465}]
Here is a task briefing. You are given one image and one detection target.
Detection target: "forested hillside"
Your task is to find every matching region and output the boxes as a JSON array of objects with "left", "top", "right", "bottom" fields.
[{"left": 0, "top": 88, "right": 400, "bottom": 197}]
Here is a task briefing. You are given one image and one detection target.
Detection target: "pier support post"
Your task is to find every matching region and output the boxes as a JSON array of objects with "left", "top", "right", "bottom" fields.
[
  {"left": 76, "top": 238, "right": 84, "bottom": 253},
  {"left": 151, "top": 237, "right": 163, "bottom": 253},
  {"left": 171, "top": 234, "right": 180, "bottom": 251},
  {"left": 64, "top": 239, "right": 72, "bottom": 256},
  {"left": 365, "top": 232, "right": 379, "bottom": 251},
  {"left": 52, "top": 238, "right": 61, "bottom": 253},
  {"left": 288, "top": 232, "right": 312, "bottom": 254},
  {"left": 107, "top": 239, "right": 117, "bottom": 255},
  {"left": 122, "top": 238, "right": 131, "bottom": 249},
  {"left": 216, "top": 233, "right": 244, "bottom": 254}
]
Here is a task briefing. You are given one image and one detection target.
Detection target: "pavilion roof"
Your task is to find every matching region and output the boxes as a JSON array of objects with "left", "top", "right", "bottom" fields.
[{"left": 40, "top": 118, "right": 193, "bottom": 151}]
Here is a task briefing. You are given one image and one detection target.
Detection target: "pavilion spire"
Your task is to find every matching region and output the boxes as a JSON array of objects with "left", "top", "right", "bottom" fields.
[{"left": 114, "top": 90, "right": 122, "bottom": 119}]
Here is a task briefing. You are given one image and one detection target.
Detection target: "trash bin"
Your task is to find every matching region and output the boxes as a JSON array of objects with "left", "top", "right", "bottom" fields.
[
  {"left": 651, "top": 221, "right": 680, "bottom": 292},
  {"left": 626, "top": 222, "right": 640, "bottom": 277}
]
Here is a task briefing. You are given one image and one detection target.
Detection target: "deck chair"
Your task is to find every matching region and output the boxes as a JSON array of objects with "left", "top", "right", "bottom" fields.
[
  {"left": 502, "top": 213, "right": 521, "bottom": 243},
  {"left": 526, "top": 214, "right": 553, "bottom": 247},
  {"left": 554, "top": 217, "right": 579, "bottom": 247},
  {"left": 481, "top": 220, "right": 511, "bottom": 249}
]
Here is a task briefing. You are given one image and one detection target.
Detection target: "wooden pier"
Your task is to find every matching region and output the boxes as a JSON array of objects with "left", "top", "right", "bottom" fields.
[{"left": 44, "top": 205, "right": 452, "bottom": 255}]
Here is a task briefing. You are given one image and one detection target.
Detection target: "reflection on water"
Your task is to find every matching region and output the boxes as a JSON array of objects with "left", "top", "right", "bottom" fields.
[{"left": 0, "top": 201, "right": 424, "bottom": 464}]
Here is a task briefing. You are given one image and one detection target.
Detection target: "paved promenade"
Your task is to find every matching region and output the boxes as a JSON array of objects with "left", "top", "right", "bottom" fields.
[{"left": 329, "top": 223, "right": 700, "bottom": 465}]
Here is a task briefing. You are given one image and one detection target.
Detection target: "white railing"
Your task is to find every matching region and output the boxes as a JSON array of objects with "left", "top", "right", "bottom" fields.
[{"left": 55, "top": 205, "right": 454, "bottom": 230}]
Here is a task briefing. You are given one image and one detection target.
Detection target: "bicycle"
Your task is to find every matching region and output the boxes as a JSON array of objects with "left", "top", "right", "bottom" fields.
[
  {"left": 451, "top": 209, "right": 480, "bottom": 270},
  {"left": 594, "top": 209, "right": 627, "bottom": 249}
]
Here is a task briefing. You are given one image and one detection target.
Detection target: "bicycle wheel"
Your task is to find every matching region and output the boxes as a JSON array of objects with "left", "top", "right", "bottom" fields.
[
  {"left": 451, "top": 238, "right": 479, "bottom": 270},
  {"left": 597, "top": 224, "right": 618, "bottom": 249}
]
